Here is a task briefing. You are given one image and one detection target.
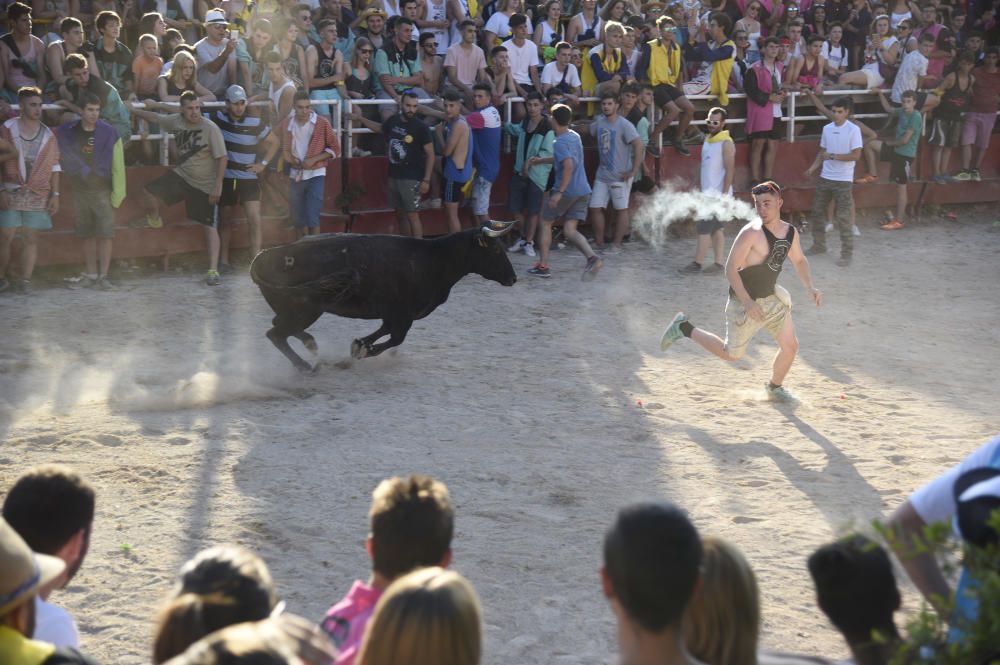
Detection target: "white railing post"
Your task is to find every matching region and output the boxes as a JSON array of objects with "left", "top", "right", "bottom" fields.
[
  {"left": 787, "top": 91, "right": 796, "bottom": 143},
  {"left": 344, "top": 99, "right": 353, "bottom": 159},
  {"left": 504, "top": 96, "right": 514, "bottom": 153}
]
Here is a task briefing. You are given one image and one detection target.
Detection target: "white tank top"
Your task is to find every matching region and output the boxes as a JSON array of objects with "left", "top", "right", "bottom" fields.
[
  {"left": 450, "top": 0, "right": 470, "bottom": 45},
  {"left": 269, "top": 78, "right": 296, "bottom": 119},
  {"left": 700, "top": 136, "right": 733, "bottom": 195},
  {"left": 426, "top": 0, "right": 450, "bottom": 55}
]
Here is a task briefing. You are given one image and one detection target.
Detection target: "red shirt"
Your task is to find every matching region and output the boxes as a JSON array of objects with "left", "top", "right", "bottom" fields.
[{"left": 970, "top": 67, "right": 1000, "bottom": 113}]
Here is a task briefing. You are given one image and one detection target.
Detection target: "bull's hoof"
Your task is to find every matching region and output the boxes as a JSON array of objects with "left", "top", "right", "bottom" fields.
[
  {"left": 304, "top": 338, "right": 319, "bottom": 354},
  {"left": 350, "top": 339, "right": 369, "bottom": 359}
]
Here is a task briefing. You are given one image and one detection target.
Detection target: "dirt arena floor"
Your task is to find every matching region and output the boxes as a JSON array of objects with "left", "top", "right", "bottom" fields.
[{"left": 1, "top": 211, "right": 999, "bottom": 664}]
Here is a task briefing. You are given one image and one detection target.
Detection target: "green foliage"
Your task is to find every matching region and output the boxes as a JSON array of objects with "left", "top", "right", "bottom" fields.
[{"left": 875, "top": 512, "right": 1000, "bottom": 665}]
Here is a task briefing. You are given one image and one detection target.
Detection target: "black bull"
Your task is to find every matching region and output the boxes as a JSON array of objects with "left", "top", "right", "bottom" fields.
[{"left": 250, "top": 223, "right": 517, "bottom": 372}]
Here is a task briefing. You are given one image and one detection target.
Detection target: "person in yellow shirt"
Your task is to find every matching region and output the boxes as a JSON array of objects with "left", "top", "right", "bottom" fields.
[{"left": 637, "top": 15, "right": 695, "bottom": 156}]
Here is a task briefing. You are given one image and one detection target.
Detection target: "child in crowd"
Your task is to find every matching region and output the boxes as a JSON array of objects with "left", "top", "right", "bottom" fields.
[
  {"left": 864, "top": 88, "right": 922, "bottom": 230},
  {"left": 319, "top": 475, "right": 454, "bottom": 665},
  {"left": 132, "top": 34, "right": 165, "bottom": 99}
]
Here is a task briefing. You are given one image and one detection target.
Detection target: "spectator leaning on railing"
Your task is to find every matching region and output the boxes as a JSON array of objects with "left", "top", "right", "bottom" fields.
[{"left": 58, "top": 53, "right": 133, "bottom": 142}]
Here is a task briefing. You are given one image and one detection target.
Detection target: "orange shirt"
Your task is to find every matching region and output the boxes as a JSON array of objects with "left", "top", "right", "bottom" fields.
[{"left": 132, "top": 54, "right": 164, "bottom": 97}]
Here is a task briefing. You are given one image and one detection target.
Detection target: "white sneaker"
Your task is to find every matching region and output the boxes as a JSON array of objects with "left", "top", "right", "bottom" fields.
[
  {"left": 523, "top": 241, "right": 536, "bottom": 257},
  {"left": 507, "top": 239, "right": 526, "bottom": 253},
  {"left": 852, "top": 225, "right": 861, "bottom": 237},
  {"left": 824, "top": 223, "right": 834, "bottom": 232}
]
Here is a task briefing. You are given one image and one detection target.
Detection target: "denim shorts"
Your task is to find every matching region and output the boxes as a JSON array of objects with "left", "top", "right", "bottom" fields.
[
  {"left": 0, "top": 209, "right": 53, "bottom": 230},
  {"left": 472, "top": 175, "right": 493, "bottom": 216}
]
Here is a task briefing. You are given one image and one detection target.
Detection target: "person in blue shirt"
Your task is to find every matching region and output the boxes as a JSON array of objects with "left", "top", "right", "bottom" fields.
[
  {"left": 465, "top": 82, "right": 502, "bottom": 226},
  {"left": 525, "top": 103, "right": 602, "bottom": 280}
]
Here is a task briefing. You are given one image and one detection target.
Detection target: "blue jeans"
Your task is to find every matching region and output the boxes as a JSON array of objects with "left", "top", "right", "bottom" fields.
[
  {"left": 309, "top": 87, "right": 341, "bottom": 125},
  {"left": 290, "top": 175, "right": 325, "bottom": 229}
]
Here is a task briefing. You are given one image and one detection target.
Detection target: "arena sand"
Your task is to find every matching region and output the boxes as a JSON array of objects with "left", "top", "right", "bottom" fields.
[{"left": 1, "top": 217, "right": 998, "bottom": 665}]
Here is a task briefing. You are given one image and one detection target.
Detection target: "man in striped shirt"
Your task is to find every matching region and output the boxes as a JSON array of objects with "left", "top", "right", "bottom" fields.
[{"left": 205, "top": 84, "right": 280, "bottom": 269}]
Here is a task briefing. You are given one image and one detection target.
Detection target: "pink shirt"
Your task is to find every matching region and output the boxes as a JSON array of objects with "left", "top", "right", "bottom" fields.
[
  {"left": 320, "top": 581, "right": 383, "bottom": 665},
  {"left": 443, "top": 42, "right": 487, "bottom": 86}
]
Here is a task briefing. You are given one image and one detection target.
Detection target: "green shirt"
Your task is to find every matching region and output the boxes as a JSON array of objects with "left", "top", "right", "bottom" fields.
[
  {"left": 893, "top": 108, "right": 922, "bottom": 158},
  {"left": 373, "top": 42, "right": 422, "bottom": 94}
]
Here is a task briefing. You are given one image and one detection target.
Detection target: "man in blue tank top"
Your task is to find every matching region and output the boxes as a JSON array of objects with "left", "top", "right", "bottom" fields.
[{"left": 658, "top": 181, "right": 823, "bottom": 403}]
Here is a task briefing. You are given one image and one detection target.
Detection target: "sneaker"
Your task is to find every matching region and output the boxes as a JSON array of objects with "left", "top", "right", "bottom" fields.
[
  {"left": 659, "top": 312, "right": 688, "bottom": 351},
  {"left": 16, "top": 279, "right": 30, "bottom": 294},
  {"left": 880, "top": 219, "right": 905, "bottom": 230},
  {"left": 836, "top": 255, "right": 852, "bottom": 267},
  {"left": 678, "top": 261, "right": 702, "bottom": 275},
  {"left": 765, "top": 382, "right": 799, "bottom": 403},
  {"left": 527, "top": 264, "right": 551, "bottom": 278},
  {"left": 954, "top": 169, "right": 972, "bottom": 181},
  {"left": 581, "top": 255, "right": 603, "bottom": 280},
  {"left": 972, "top": 169, "right": 981, "bottom": 182},
  {"left": 701, "top": 262, "right": 725, "bottom": 275},
  {"left": 674, "top": 140, "right": 691, "bottom": 157},
  {"left": 602, "top": 244, "right": 624, "bottom": 255},
  {"left": 804, "top": 245, "right": 827, "bottom": 256},
  {"left": 523, "top": 241, "right": 537, "bottom": 258},
  {"left": 97, "top": 277, "right": 115, "bottom": 291},
  {"left": 854, "top": 174, "right": 878, "bottom": 184},
  {"left": 205, "top": 270, "right": 221, "bottom": 286},
  {"left": 218, "top": 263, "right": 234, "bottom": 275},
  {"left": 0, "top": 277, "right": 8, "bottom": 293},
  {"left": 852, "top": 224, "right": 861, "bottom": 237},
  {"left": 64, "top": 274, "right": 96, "bottom": 289},
  {"left": 824, "top": 223, "right": 834, "bottom": 232},
  {"left": 507, "top": 238, "right": 526, "bottom": 254}
]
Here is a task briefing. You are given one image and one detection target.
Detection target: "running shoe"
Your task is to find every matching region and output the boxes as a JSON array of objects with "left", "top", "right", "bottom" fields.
[
  {"left": 854, "top": 174, "right": 878, "bottom": 184},
  {"left": 765, "top": 382, "right": 799, "bottom": 403},
  {"left": 701, "top": 262, "right": 725, "bottom": 275},
  {"left": 523, "top": 241, "right": 536, "bottom": 258},
  {"left": 954, "top": 169, "right": 972, "bottom": 181},
  {"left": 824, "top": 223, "right": 833, "bottom": 232},
  {"left": 677, "top": 261, "right": 702, "bottom": 275},
  {"left": 64, "top": 274, "right": 96, "bottom": 289},
  {"left": 972, "top": 169, "right": 981, "bottom": 182},
  {"left": 129, "top": 213, "right": 163, "bottom": 229},
  {"left": 97, "top": 277, "right": 115, "bottom": 291},
  {"left": 206, "top": 270, "right": 221, "bottom": 286},
  {"left": 527, "top": 264, "right": 551, "bottom": 278},
  {"left": 508, "top": 239, "right": 526, "bottom": 254},
  {"left": 659, "top": 312, "right": 687, "bottom": 351},
  {"left": 880, "top": 219, "right": 905, "bottom": 230},
  {"left": 674, "top": 140, "right": 691, "bottom": 157},
  {"left": 582, "top": 255, "right": 603, "bottom": 281}
]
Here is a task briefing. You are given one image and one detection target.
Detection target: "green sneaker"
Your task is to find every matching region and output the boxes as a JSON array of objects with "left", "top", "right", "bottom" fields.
[
  {"left": 660, "top": 312, "right": 687, "bottom": 351},
  {"left": 205, "top": 270, "right": 221, "bottom": 286},
  {"left": 764, "top": 382, "right": 799, "bottom": 403}
]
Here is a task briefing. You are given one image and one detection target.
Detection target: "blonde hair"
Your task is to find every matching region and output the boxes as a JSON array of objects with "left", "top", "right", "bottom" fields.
[
  {"left": 356, "top": 567, "right": 481, "bottom": 665},
  {"left": 604, "top": 20, "right": 626, "bottom": 36},
  {"left": 683, "top": 537, "right": 760, "bottom": 665},
  {"left": 169, "top": 50, "right": 198, "bottom": 86}
]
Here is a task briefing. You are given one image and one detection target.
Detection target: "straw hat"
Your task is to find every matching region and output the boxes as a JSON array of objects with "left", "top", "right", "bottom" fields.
[
  {"left": 0, "top": 518, "right": 65, "bottom": 617},
  {"left": 358, "top": 7, "right": 387, "bottom": 28}
]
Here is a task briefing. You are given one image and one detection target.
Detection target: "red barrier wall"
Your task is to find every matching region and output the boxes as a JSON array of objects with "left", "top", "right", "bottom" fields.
[{"left": 31, "top": 137, "right": 999, "bottom": 268}]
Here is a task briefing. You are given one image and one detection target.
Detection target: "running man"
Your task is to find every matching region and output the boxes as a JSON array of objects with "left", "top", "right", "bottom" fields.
[{"left": 659, "top": 181, "right": 822, "bottom": 403}]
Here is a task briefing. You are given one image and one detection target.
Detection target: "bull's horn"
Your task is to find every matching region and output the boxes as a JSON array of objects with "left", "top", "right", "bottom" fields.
[{"left": 481, "top": 220, "right": 516, "bottom": 237}]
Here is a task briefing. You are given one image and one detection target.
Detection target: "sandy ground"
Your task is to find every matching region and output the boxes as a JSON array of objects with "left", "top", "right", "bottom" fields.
[{"left": 1, "top": 212, "right": 999, "bottom": 665}]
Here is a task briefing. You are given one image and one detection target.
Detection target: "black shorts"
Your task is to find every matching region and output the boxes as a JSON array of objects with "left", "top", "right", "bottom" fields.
[
  {"left": 145, "top": 170, "right": 219, "bottom": 228},
  {"left": 927, "top": 118, "right": 963, "bottom": 148},
  {"left": 507, "top": 174, "right": 544, "bottom": 215},
  {"left": 696, "top": 217, "right": 724, "bottom": 235},
  {"left": 879, "top": 142, "right": 912, "bottom": 185},
  {"left": 749, "top": 126, "right": 782, "bottom": 141},
  {"left": 653, "top": 84, "right": 684, "bottom": 108},
  {"left": 219, "top": 178, "right": 262, "bottom": 206}
]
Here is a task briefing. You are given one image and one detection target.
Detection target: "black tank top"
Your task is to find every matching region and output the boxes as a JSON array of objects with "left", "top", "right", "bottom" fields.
[
  {"left": 314, "top": 42, "right": 339, "bottom": 90},
  {"left": 938, "top": 74, "right": 973, "bottom": 121},
  {"left": 730, "top": 223, "right": 795, "bottom": 300}
]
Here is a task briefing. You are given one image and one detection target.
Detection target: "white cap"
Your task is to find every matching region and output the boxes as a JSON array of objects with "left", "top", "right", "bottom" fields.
[
  {"left": 205, "top": 8, "right": 227, "bottom": 24},
  {"left": 225, "top": 85, "right": 248, "bottom": 102}
]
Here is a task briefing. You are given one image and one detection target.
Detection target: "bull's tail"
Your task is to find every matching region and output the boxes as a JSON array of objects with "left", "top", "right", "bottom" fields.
[{"left": 250, "top": 254, "right": 359, "bottom": 301}]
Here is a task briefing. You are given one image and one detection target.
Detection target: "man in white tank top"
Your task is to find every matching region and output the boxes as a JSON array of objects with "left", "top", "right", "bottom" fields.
[
  {"left": 679, "top": 106, "right": 735, "bottom": 275},
  {"left": 423, "top": 0, "right": 451, "bottom": 55}
]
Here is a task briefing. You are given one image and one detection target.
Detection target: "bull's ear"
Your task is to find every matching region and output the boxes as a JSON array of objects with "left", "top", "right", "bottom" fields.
[{"left": 481, "top": 220, "right": 516, "bottom": 238}]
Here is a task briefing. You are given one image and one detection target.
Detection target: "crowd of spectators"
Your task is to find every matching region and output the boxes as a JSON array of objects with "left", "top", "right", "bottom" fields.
[
  {"left": 0, "top": 0, "right": 996, "bottom": 288},
  {"left": 2, "top": 440, "right": 999, "bottom": 665}
]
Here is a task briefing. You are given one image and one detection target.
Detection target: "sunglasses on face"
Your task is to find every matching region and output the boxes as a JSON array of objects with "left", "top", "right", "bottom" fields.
[
  {"left": 426, "top": 42, "right": 438, "bottom": 46},
  {"left": 662, "top": 26, "right": 677, "bottom": 32},
  {"left": 360, "top": 48, "right": 374, "bottom": 52},
  {"left": 706, "top": 119, "right": 721, "bottom": 125}
]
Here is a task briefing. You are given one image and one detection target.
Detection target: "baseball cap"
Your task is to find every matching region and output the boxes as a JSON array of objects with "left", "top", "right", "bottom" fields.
[
  {"left": 205, "top": 8, "right": 227, "bottom": 24},
  {"left": 225, "top": 84, "right": 248, "bottom": 102},
  {"left": 954, "top": 468, "right": 1000, "bottom": 548},
  {"left": 0, "top": 518, "right": 66, "bottom": 616}
]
